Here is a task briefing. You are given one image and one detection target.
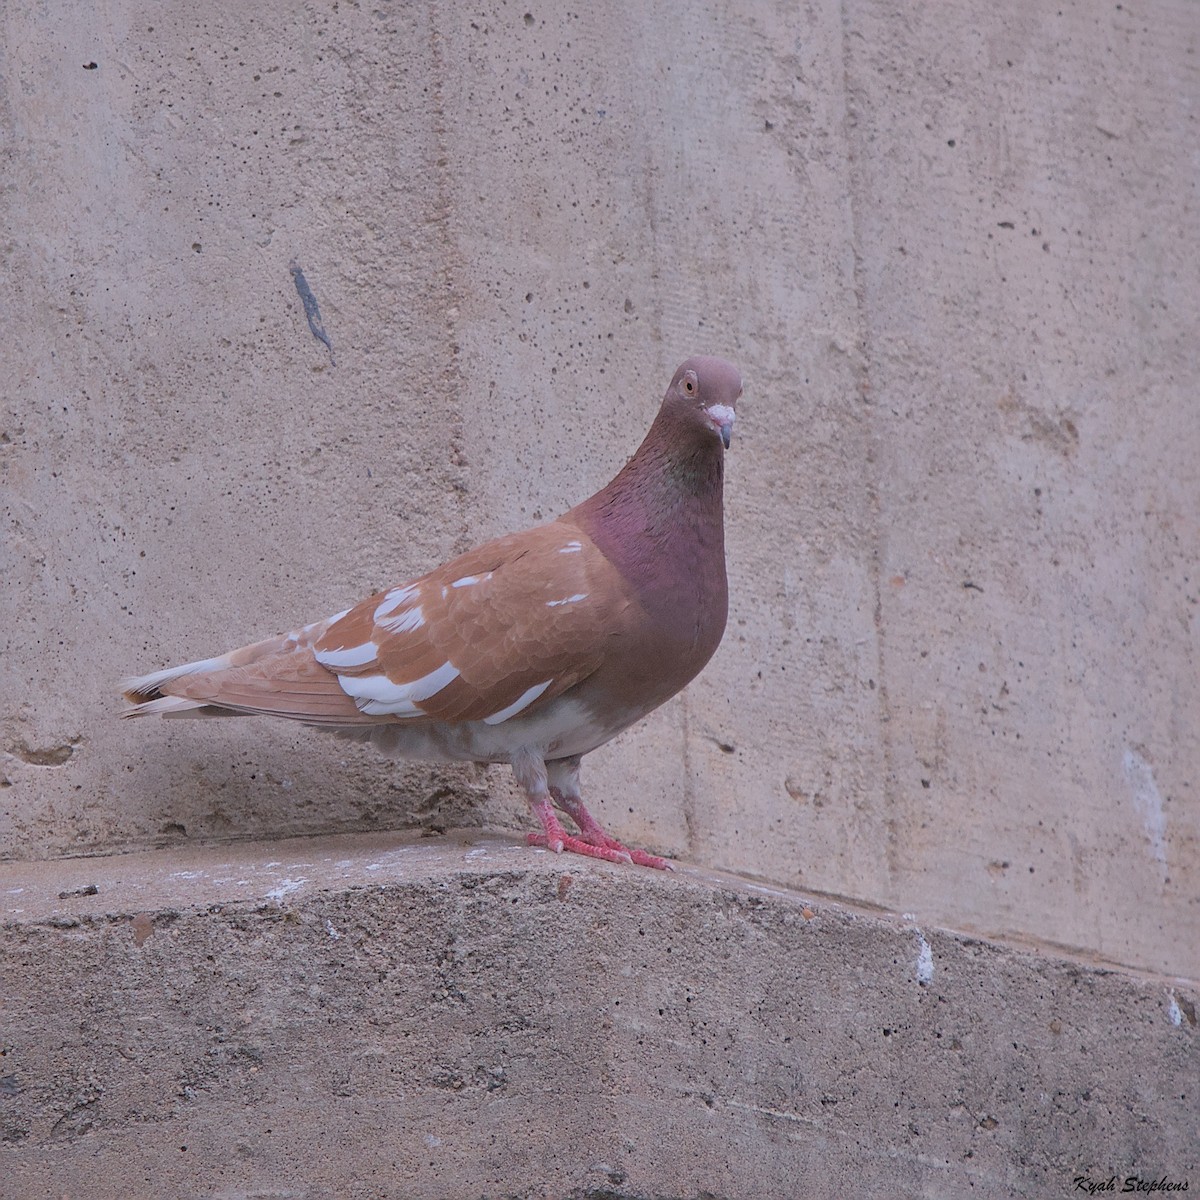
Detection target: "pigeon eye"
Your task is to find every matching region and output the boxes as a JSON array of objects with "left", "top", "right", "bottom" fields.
[{"left": 682, "top": 375, "right": 697, "bottom": 396}]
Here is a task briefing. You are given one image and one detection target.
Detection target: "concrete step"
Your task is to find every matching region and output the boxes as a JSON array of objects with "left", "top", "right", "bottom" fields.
[{"left": 2, "top": 830, "right": 1195, "bottom": 1198}]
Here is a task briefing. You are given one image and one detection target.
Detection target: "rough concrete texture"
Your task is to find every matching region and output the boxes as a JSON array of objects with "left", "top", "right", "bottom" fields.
[
  {"left": 1, "top": 0, "right": 1198, "bottom": 1187},
  {"left": 2, "top": 831, "right": 1197, "bottom": 1198}
]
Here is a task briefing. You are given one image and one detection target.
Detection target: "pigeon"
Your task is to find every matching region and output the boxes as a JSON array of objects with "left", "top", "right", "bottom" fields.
[{"left": 122, "top": 355, "right": 742, "bottom": 870}]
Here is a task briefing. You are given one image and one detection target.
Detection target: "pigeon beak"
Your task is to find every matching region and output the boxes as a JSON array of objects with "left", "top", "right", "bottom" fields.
[{"left": 705, "top": 404, "right": 736, "bottom": 449}]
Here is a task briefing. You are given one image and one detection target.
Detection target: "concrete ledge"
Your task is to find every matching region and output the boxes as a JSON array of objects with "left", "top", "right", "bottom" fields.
[{"left": 2, "top": 831, "right": 1196, "bottom": 1199}]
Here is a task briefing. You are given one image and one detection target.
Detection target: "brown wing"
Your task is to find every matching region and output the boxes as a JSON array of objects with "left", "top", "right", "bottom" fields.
[
  {"left": 122, "top": 518, "right": 631, "bottom": 727},
  {"left": 310, "top": 517, "right": 631, "bottom": 724}
]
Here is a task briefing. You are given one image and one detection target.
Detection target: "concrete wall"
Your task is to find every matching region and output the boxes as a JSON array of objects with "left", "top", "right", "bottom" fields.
[{"left": 2, "top": 0, "right": 1197, "bottom": 1192}]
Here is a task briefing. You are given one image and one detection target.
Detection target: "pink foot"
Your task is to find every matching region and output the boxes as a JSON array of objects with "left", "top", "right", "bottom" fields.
[{"left": 527, "top": 796, "right": 674, "bottom": 871}]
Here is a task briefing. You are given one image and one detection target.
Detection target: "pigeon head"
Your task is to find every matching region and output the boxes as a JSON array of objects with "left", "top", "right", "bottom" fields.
[
  {"left": 661, "top": 355, "right": 742, "bottom": 450},
  {"left": 585, "top": 354, "right": 742, "bottom": 516}
]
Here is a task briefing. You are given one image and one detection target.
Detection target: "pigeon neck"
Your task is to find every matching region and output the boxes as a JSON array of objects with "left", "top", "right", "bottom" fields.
[{"left": 572, "top": 411, "right": 726, "bottom": 601}]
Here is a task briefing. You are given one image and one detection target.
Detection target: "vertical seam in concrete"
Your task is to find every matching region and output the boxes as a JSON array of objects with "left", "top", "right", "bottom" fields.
[
  {"left": 680, "top": 694, "right": 698, "bottom": 858},
  {"left": 629, "top": 117, "right": 689, "bottom": 855},
  {"left": 836, "top": 2, "right": 899, "bottom": 883},
  {"left": 426, "top": 10, "right": 472, "bottom": 554}
]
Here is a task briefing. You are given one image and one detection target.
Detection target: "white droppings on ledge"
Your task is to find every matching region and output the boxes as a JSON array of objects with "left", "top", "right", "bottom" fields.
[
  {"left": 465, "top": 847, "right": 490, "bottom": 858},
  {"left": 265, "top": 877, "right": 306, "bottom": 904},
  {"left": 915, "top": 930, "right": 934, "bottom": 985},
  {"left": 1167, "top": 993, "right": 1183, "bottom": 1027},
  {"left": 324, "top": 918, "right": 342, "bottom": 940},
  {"left": 744, "top": 882, "right": 791, "bottom": 900},
  {"left": 900, "top": 911, "right": 933, "bottom": 983},
  {"left": 168, "top": 870, "right": 205, "bottom": 881}
]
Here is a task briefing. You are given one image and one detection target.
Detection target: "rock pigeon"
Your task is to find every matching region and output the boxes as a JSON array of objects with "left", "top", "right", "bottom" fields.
[{"left": 122, "top": 356, "right": 742, "bottom": 869}]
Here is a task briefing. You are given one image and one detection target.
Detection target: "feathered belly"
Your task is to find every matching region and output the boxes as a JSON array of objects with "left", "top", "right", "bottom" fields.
[{"left": 349, "top": 694, "right": 638, "bottom": 765}]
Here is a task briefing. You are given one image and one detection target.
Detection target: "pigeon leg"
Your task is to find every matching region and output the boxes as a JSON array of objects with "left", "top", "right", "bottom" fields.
[
  {"left": 510, "top": 749, "right": 671, "bottom": 869},
  {"left": 511, "top": 747, "right": 634, "bottom": 866},
  {"left": 525, "top": 793, "right": 643, "bottom": 867},
  {"left": 547, "top": 756, "right": 674, "bottom": 871}
]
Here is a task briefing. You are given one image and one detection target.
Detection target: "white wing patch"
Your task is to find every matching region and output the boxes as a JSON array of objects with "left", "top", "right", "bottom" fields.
[
  {"left": 377, "top": 605, "right": 424, "bottom": 635},
  {"left": 314, "top": 641, "right": 380, "bottom": 669},
  {"left": 374, "top": 586, "right": 418, "bottom": 621},
  {"left": 546, "top": 593, "right": 587, "bottom": 608},
  {"left": 451, "top": 572, "right": 493, "bottom": 589},
  {"left": 482, "top": 679, "right": 552, "bottom": 725},
  {"left": 558, "top": 541, "right": 583, "bottom": 554},
  {"left": 337, "top": 661, "right": 462, "bottom": 717},
  {"left": 373, "top": 585, "right": 426, "bottom": 635}
]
